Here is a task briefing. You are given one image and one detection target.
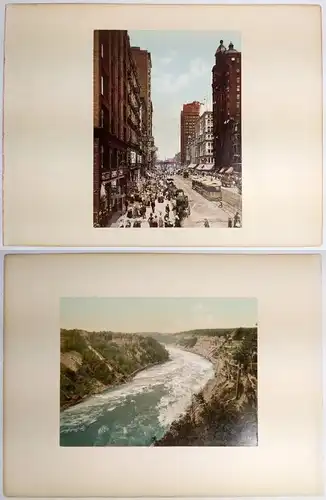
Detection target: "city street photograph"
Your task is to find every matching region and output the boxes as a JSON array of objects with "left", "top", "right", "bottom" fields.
[
  {"left": 93, "top": 30, "right": 242, "bottom": 229},
  {"left": 60, "top": 297, "right": 257, "bottom": 446}
]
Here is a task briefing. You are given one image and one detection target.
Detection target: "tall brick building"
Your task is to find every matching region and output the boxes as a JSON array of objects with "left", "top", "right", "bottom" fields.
[
  {"left": 93, "top": 30, "right": 143, "bottom": 227},
  {"left": 212, "top": 41, "right": 241, "bottom": 173},
  {"left": 180, "top": 101, "right": 201, "bottom": 165},
  {"left": 130, "top": 47, "right": 154, "bottom": 172}
]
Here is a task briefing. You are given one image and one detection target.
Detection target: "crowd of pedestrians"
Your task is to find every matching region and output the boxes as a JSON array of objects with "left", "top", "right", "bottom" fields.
[{"left": 117, "top": 174, "right": 183, "bottom": 228}]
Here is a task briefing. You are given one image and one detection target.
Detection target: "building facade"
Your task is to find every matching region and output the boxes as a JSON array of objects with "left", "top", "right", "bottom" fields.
[
  {"left": 180, "top": 101, "right": 201, "bottom": 165},
  {"left": 186, "top": 136, "right": 198, "bottom": 165},
  {"left": 194, "top": 111, "right": 214, "bottom": 166},
  {"left": 131, "top": 47, "right": 155, "bottom": 172},
  {"left": 212, "top": 41, "right": 241, "bottom": 173},
  {"left": 174, "top": 152, "right": 181, "bottom": 165},
  {"left": 93, "top": 30, "right": 143, "bottom": 227}
]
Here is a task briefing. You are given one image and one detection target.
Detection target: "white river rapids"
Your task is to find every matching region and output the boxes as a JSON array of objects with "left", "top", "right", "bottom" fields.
[{"left": 60, "top": 346, "right": 214, "bottom": 446}]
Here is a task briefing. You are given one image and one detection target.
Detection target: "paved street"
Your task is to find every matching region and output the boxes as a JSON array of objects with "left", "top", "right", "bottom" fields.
[
  {"left": 110, "top": 173, "right": 240, "bottom": 229},
  {"left": 172, "top": 175, "right": 230, "bottom": 228}
]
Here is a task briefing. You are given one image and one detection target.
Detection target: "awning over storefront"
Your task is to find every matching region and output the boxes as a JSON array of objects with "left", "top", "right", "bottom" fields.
[
  {"left": 225, "top": 167, "right": 234, "bottom": 174},
  {"left": 196, "top": 164, "right": 214, "bottom": 171},
  {"left": 219, "top": 168, "right": 225, "bottom": 174},
  {"left": 188, "top": 163, "right": 197, "bottom": 169},
  {"left": 201, "top": 164, "right": 214, "bottom": 172}
]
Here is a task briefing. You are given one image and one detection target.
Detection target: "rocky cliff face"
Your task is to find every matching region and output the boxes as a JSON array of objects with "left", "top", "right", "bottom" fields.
[
  {"left": 60, "top": 329, "right": 169, "bottom": 411},
  {"left": 155, "top": 327, "right": 258, "bottom": 446}
]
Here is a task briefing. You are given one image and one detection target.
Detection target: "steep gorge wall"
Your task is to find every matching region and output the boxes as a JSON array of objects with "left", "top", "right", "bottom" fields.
[
  {"left": 60, "top": 329, "right": 169, "bottom": 411},
  {"left": 155, "top": 328, "right": 257, "bottom": 446}
]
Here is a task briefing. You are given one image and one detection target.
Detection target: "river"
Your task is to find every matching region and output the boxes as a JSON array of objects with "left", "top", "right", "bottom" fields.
[{"left": 60, "top": 346, "right": 214, "bottom": 446}]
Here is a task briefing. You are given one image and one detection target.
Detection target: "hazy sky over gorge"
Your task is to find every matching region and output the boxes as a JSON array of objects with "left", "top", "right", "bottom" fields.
[{"left": 61, "top": 297, "right": 256, "bottom": 333}]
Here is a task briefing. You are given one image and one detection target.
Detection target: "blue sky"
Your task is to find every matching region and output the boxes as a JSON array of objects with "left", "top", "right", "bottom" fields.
[
  {"left": 129, "top": 31, "right": 241, "bottom": 159},
  {"left": 61, "top": 297, "right": 256, "bottom": 333}
]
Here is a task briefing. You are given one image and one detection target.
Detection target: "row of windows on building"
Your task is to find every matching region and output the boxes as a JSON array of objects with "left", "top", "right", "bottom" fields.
[
  {"left": 222, "top": 79, "right": 241, "bottom": 92},
  {"left": 199, "top": 143, "right": 213, "bottom": 154},
  {"left": 223, "top": 68, "right": 241, "bottom": 78},
  {"left": 226, "top": 86, "right": 240, "bottom": 95},
  {"left": 225, "top": 94, "right": 240, "bottom": 103},
  {"left": 195, "top": 155, "right": 215, "bottom": 163},
  {"left": 197, "top": 133, "right": 213, "bottom": 140},
  {"left": 198, "top": 126, "right": 213, "bottom": 133}
]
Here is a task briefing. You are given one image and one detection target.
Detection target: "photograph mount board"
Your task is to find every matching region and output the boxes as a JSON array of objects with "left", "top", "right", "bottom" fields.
[
  {"left": 2, "top": 4, "right": 323, "bottom": 246},
  {"left": 3, "top": 253, "right": 323, "bottom": 497}
]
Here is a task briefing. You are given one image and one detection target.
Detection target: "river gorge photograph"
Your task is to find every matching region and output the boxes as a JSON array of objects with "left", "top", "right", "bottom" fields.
[{"left": 60, "top": 297, "right": 258, "bottom": 447}]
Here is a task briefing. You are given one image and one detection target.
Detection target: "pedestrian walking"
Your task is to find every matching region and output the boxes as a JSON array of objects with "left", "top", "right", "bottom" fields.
[
  {"left": 133, "top": 205, "right": 139, "bottom": 218},
  {"left": 233, "top": 211, "right": 241, "bottom": 228},
  {"left": 228, "top": 217, "right": 233, "bottom": 228},
  {"left": 148, "top": 214, "right": 154, "bottom": 227},
  {"left": 174, "top": 215, "right": 181, "bottom": 228},
  {"left": 164, "top": 216, "right": 172, "bottom": 227},
  {"left": 152, "top": 216, "right": 158, "bottom": 227},
  {"left": 141, "top": 205, "right": 146, "bottom": 218},
  {"left": 158, "top": 213, "right": 164, "bottom": 228},
  {"left": 151, "top": 200, "right": 155, "bottom": 213},
  {"left": 204, "top": 219, "right": 210, "bottom": 228}
]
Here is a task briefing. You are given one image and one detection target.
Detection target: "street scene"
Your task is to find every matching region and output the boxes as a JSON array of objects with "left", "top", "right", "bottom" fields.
[
  {"left": 111, "top": 168, "right": 241, "bottom": 228},
  {"left": 93, "top": 31, "right": 242, "bottom": 228}
]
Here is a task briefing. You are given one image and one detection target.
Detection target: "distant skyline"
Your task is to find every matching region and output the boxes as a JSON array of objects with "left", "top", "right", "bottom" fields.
[
  {"left": 128, "top": 31, "right": 241, "bottom": 159},
  {"left": 61, "top": 297, "right": 256, "bottom": 333}
]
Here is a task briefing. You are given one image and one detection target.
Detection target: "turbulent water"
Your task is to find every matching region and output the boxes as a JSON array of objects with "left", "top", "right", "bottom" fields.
[{"left": 60, "top": 346, "right": 214, "bottom": 446}]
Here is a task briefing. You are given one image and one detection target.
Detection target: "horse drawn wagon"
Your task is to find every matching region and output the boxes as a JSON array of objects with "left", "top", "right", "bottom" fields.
[{"left": 175, "top": 189, "right": 190, "bottom": 220}]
